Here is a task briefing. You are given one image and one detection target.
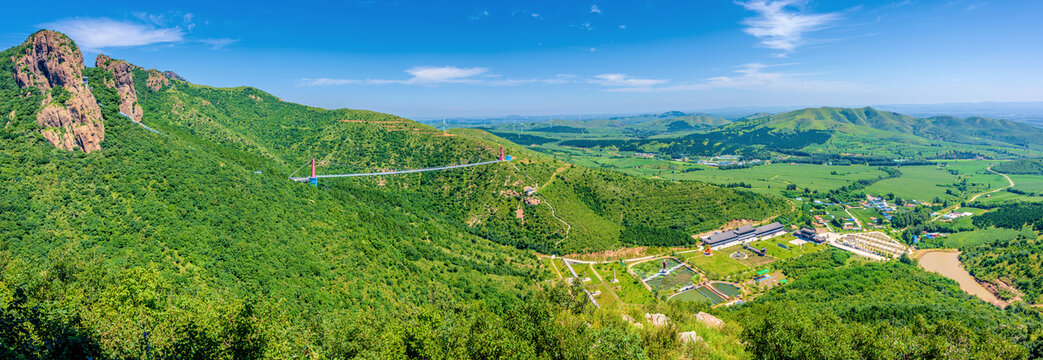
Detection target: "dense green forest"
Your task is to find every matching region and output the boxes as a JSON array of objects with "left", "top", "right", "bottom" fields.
[
  {"left": 124, "top": 68, "right": 787, "bottom": 254},
  {"left": 973, "top": 203, "right": 1043, "bottom": 231},
  {"left": 0, "top": 31, "right": 789, "bottom": 358},
  {"left": 995, "top": 159, "right": 1043, "bottom": 175},
  {"left": 961, "top": 228, "right": 1043, "bottom": 304},
  {"left": 733, "top": 249, "right": 1042, "bottom": 359}
]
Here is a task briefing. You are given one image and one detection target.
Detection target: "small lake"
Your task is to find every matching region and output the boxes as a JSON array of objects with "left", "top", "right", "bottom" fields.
[{"left": 918, "top": 251, "right": 1004, "bottom": 306}]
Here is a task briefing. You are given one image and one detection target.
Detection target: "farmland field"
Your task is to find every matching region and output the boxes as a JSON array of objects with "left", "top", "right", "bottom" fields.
[
  {"left": 973, "top": 190, "right": 1043, "bottom": 205},
  {"left": 935, "top": 228, "right": 1022, "bottom": 249},
  {"left": 1009, "top": 174, "right": 1043, "bottom": 194},
  {"left": 636, "top": 163, "right": 885, "bottom": 197},
  {"left": 866, "top": 165, "right": 958, "bottom": 201}
]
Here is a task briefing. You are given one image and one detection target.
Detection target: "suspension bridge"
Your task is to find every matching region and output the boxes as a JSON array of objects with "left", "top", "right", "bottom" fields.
[{"left": 290, "top": 147, "right": 512, "bottom": 186}]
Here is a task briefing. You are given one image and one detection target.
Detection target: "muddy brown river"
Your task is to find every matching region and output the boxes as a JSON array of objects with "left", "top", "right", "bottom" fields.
[{"left": 918, "top": 250, "right": 1004, "bottom": 306}]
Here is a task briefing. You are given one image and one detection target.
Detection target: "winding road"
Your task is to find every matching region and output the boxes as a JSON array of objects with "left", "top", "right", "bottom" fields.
[
  {"left": 931, "top": 166, "right": 1014, "bottom": 222},
  {"left": 968, "top": 167, "right": 1014, "bottom": 202}
]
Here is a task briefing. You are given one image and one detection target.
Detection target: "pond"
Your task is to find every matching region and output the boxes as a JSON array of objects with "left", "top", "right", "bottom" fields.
[{"left": 918, "top": 250, "right": 1004, "bottom": 306}]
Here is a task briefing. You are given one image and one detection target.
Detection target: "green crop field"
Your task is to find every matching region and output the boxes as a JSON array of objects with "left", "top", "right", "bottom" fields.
[
  {"left": 867, "top": 165, "right": 958, "bottom": 201},
  {"left": 1010, "top": 174, "right": 1043, "bottom": 194},
  {"left": 628, "top": 163, "right": 885, "bottom": 197},
  {"left": 936, "top": 228, "right": 1022, "bottom": 249},
  {"left": 974, "top": 190, "right": 1043, "bottom": 205}
]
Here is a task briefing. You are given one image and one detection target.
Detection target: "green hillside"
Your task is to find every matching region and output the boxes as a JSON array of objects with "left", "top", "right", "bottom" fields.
[
  {"left": 0, "top": 31, "right": 791, "bottom": 357},
  {"left": 549, "top": 106, "right": 1043, "bottom": 160},
  {"left": 4, "top": 31, "right": 1043, "bottom": 359},
  {"left": 753, "top": 107, "right": 1043, "bottom": 150},
  {"left": 125, "top": 71, "right": 786, "bottom": 254}
]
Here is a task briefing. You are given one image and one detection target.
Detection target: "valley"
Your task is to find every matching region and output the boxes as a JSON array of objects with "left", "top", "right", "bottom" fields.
[{"left": 1, "top": 29, "right": 1043, "bottom": 359}]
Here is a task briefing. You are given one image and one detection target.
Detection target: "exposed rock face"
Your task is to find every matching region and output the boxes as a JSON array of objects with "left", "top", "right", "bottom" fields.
[
  {"left": 645, "top": 313, "right": 670, "bottom": 327},
  {"left": 146, "top": 70, "right": 170, "bottom": 91},
  {"left": 14, "top": 30, "right": 104, "bottom": 153},
  {"left": 695, "top": 312, "right": 725, "bottom": 329},
  {"left": 162, "top": 70, "right": 186, "bottom": 82},
  {"left": 96, "top": 54, "right": 143, "bottom": 122},
  {"left": 679, "top": 331, "right": 702, "bottom": 344}
]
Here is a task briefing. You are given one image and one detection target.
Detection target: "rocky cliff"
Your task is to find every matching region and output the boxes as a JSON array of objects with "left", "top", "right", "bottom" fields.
[
  {"left": 96, "top": 54, "right": 143, "bottom": 122},
  {"left": 13, "top": 30, "right": 104, "bottom": 152}
]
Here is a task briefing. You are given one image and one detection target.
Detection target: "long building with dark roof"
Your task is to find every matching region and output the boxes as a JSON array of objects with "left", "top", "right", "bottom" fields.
[{"left": 701, "top": 222, "right": 786, "bottom": 250}]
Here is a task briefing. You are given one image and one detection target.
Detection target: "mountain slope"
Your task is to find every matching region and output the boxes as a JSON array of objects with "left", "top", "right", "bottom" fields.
[
  {"left": 0, "top": 31, "right": 788, "bottom": 357},
  {"left": 3, "top": 30, "right": 1041, "bottom": 359},
  {"left": 556, "top": 106, "right": 1043, "bottom": 160},
  {"left": 120, "top": 65, "right": 787, "bottom": 253},
  {"left": 753, "top": 107, "right": 1043, "bottom": 150}
]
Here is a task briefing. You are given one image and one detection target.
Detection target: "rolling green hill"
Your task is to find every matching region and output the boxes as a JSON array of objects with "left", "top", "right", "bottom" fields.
[
  {"left": 0, "top": 31, "right": 789, "bottom": 357},
  {"left": 748, "top": 107, "right": 1043, "bottom": 150},
  {"left": 4, "top": 31, "right": 1041, "bottom": 359},
  {"left": 550, "top": 106, "right": 1043, "bottom": 160}
]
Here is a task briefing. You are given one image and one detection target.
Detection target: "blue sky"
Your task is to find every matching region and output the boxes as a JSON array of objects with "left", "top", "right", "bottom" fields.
[{"left": 2, "top": 0, "right": 1041, "bottom": 118}]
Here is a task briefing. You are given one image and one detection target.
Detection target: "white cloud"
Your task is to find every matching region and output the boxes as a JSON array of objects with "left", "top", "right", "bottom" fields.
[
  {"left": 619, "top": 24, "right": 627, "bottom": 30},
  {"left": 41, "top": 17, "right": 184, "bottom": 51},
  {"left": 737, "top": 0, "right": 842, "bottom": 54},
  {"left": 299, "top": 68, "right": 578, "bottom": 87},
  {"left": 532, "top": 13, "right": 541, "bottom": 18},
  {"left": 403, "top": 66, "right": 489, "bottom": 84},
  {"left": 606, "top": 63, "right": 857, "bottom": 93},
  {"left": 298, "top": 78, "right": 361, "bottom": 87},
  {"left": 591, "top": 5, "right": 602, "bottom": 14},
  {"left": 199, "top": 38, "right": 239, "bottom": 50},
  {"left": 469, "top": 10, "right": 490, "bottom": 20},
  {"left": 582, "top": 22, "right": 593, "bottom": 30},
  {"left": 592, "top": 74, "right": 668, "bottom": 88},
  {"left": 184, "top": 13, "right": 196, "bottom": 31}
]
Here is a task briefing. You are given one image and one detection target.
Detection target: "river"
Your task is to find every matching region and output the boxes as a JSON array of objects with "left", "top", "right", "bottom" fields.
[{"left": 918, "top": 250, "right": 1004, "bottom": 306}]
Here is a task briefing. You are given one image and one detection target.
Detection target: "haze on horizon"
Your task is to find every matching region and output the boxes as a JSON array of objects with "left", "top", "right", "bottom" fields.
[{"left": 2, "top": 0, "right": 1041, "bottom": 118}]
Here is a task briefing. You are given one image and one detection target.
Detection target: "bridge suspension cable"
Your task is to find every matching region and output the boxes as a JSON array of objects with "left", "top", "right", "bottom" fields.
[{"left": 289, "top": 147, "right": 511, "bottom": 185}]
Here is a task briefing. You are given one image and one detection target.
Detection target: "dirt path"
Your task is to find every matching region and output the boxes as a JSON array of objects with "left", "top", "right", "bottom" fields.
[
  {"left": 844, "top": 207, "right": 863, "bottom": 229},
  {"left": 511, "top": 163, "right": 572, "bottom": 242},
  {"left": 543, "top": 256, "right": 564, "bottom": 279}
]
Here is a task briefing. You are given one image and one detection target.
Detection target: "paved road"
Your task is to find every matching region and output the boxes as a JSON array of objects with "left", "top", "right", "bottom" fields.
[
  {"left": 931, "top": 166, "right": 1014, "bottom": 222},
  {"left": 968, "top": 167, "right": 1014, "bottom": 202}
]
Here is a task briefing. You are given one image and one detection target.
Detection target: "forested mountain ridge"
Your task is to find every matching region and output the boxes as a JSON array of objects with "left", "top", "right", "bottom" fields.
[
  {"left": 554, "top": 106, "right": 1043, "bottom": 159},
  {"left": 744, "top": 106, "right": 1043, "bottom": 150},
  {"left": 0, "top": 30, "right": 793, "bottom": 357},
  {"left": 101, "top": 47, "right": 787, "bottom": 254}
]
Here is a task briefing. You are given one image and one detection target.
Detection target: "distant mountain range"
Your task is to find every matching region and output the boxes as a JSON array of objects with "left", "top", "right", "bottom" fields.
[
  {"left": 741, "top": 107, "right": 1043, "bottom": 150},
  {"left": 427, "top": 102, "right": 1043, "bottom": 129},
  {"left": 496, "top": 106, "right": 1043, "bottom": 160}
]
